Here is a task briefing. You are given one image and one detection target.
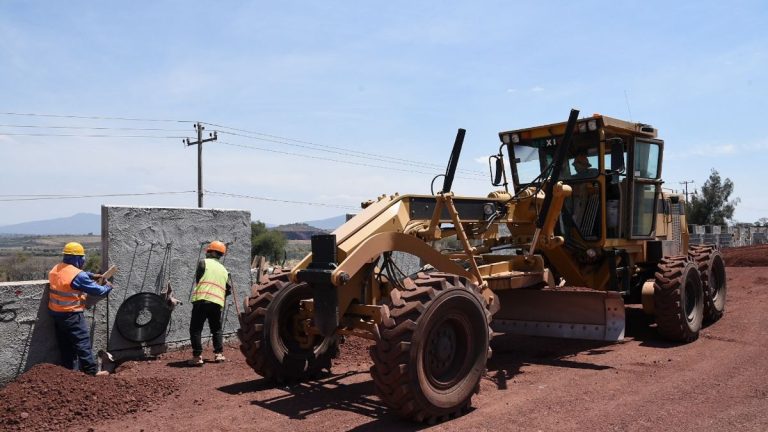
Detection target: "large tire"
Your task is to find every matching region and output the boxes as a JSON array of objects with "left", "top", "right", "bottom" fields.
[
  {"left": 689, "top": 245, "right": 727, "bottom": 323},
  {"left": 654, "top": 256, "right": 704, "bottom": 342},
  {"left": 237, "top": 272, "right": 337, "bottom": 383},
  {"left": 370, "top": 272, "right": 492, "bottom": 423}
]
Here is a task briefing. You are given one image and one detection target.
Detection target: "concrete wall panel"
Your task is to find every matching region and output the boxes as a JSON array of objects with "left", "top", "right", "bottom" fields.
[
  {"left": 101, "top": 206, "right": 252, "bottom": 356},
  {"left": 0, "top": 281, "right": 59, "bottom": 385}
]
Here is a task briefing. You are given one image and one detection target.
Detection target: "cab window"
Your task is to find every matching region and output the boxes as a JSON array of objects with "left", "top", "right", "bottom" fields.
[{"left": 633, "top": 141, "right": 660, "bottom": 179}]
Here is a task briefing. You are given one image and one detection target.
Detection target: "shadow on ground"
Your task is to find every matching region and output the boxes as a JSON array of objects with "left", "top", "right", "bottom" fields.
[
  {"left": 214, "top": 305, "right": 687, "bottom": 427},
  {"left": 486, "top": 304, "right": 688, "bottom": 389},
  {"left": 217, "top": 371, "right": 425, "bottom": 432}
]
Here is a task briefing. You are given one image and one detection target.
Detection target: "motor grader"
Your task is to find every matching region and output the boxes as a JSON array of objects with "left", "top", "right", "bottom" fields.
[{"left": 237, "top": 109, "right": 727, "bottom": 423}]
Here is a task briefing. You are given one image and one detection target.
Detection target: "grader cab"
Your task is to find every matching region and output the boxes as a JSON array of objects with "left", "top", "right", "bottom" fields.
[{"left": 237, "top": 109, "right": 727, "bottom": 423}]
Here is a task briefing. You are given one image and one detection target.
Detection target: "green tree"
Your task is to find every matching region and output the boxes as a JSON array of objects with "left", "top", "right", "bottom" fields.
[
  {"left": 251, "top": 221, "right": 287, "bottom": 262},
  {"left": 84, "top": 251, "right": 101, "bottom": 273},
  {"left": 687, "top": 169, "right": 739, "bottom": 225}
]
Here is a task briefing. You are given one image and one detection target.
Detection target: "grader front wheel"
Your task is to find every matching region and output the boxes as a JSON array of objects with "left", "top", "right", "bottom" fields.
[
  {"left": 370, "top": 272, "right": 492, "bottom": 423},
  {"left": 654, "top": 257, "right": 704, "bottom": 342},
  {"left": 237, "top": 273, "right": 337, "bottom": 383}
]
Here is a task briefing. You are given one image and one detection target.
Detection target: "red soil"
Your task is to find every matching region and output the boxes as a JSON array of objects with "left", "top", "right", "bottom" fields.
[
  {"left": 723, "top": 244, "right": 768, "bottom": 267},
  {"left": 0, "top": 363, "right": 178, "bottom": 432},
  {"left": 2, "top": 261, "right": 767, "bottom": 431}
]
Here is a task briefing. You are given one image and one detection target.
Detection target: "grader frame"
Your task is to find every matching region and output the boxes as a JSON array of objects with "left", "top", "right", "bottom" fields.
[{"left": 237, "top": 109, "right": 727, "bottom": 423}]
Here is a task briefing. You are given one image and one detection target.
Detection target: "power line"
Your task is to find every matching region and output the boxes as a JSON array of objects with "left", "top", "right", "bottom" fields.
[
  {"left": 1, "top": 112, "right": 488, "bottom": 177},
  {"left": 205, "top": 190, "right": 359, "bottom": 210},
  {"left": 0, "top": 189, "right": 358, "bottom": 211},
  {"left": 0, "top": 124, "right": 190, "bottom": 132},
  {"left": 0, "top": 111, "right": 192, "bottom": 123},
  {"left": 0, "top": 191, "right": 195, "bottom": 202},
  {"left": 207, "top": 122, "right": 486, "bottom": 177},
  {"left": 217, "top": 140, "right": 486, "bottom": 182},
  {"left": 0, "top": 132, "right": 186, "bottom": 139}
]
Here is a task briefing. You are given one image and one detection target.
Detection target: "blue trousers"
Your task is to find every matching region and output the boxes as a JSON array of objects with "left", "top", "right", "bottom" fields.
[{"left": 52, "top": 312, "right": 97, "bottom": 375}]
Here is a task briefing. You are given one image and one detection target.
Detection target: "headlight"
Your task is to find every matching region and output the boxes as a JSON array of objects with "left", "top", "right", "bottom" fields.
[
  {"left": 587, "top": 120, "right": 598, "bottom": 131},
  {"left": 501, "top": 134, "right": 510, "bottom": 144},
  {"left": 510, "top": 133, "right": 520, "bottom": 144},
  {"left": 483, "top": 203, "right": 496, "bottom": 216}
]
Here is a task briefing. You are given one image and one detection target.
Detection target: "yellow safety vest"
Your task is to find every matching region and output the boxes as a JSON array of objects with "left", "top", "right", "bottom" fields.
[
  {"left": 48, "top": 263, "right": 87, "bottom": 313},
  {"left": 191, "top": 258, "right": 229, "bottom": 307}
]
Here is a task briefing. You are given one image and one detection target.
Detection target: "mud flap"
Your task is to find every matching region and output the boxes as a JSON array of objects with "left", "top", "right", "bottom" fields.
[{"left": 491, "top": 289, "right": 625, "bottom": 341}]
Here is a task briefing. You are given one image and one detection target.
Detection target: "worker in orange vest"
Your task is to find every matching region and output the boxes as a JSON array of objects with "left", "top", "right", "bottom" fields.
[
  {"left": 188, "top": 241, "right": 232, "bottom": 366},
  {"left": 48, "top": 242, "right": 113, "bottom": 376}
]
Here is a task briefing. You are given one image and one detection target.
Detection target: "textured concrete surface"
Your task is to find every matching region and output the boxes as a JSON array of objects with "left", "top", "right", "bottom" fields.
[
  {"left": 0, "top": 281, "right": 59, "bottom": 385},
  {"left": 101, "top": 206, "right": 252, "bottom": 357},
  {"left": 0, "top": 206, "right": 252, "bottom": 384}
]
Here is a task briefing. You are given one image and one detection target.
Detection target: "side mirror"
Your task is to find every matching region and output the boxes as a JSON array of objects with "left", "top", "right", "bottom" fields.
[
  {"left": 610, "top": 139, "right": 625, "bottom": 173},
  {"left": 489, "top": 155, "right": 505, "bottom": 187}
]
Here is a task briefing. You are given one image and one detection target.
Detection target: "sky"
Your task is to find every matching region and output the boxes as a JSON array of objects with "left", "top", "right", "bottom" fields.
[{"left": 1, "top": 1, "right": 766, "bottom": 226}]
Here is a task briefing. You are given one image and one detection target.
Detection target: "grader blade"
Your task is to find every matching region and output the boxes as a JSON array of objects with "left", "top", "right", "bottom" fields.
[{"left": 491, "top": 288, "right": 625, "bottom": 341}]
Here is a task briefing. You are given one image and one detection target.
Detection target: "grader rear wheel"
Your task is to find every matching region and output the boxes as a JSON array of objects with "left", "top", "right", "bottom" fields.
[
  {"left": 689, "top": 245, "right": 727, "bottom": 323},
  {"left": 370, "top": 272, "right": 492, "bottom": 423},
  {"left": 237, "top": 272, "right": 337, "bottom": 383},
  {"left": 654, "top": 257, "right": 704, "bottom": 342}
]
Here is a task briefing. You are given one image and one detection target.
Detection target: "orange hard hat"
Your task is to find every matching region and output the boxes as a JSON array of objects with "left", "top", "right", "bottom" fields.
[{"left": 206, "top": 241, "right": 227, "bottom": 254}]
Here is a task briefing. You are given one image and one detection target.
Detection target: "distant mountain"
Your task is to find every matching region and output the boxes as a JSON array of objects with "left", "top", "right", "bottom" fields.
[
  {"left": 0, "top": 213, "right": 100, "bottom": 235},
  {"left": 0, "top": 212, "right": 352, "bottom": 236},
  {"left": 272, "top": 223, "right": 329, "bottom": 240},
  {"left": 300, "top": 214, "right": 352, "bottom": 231}
]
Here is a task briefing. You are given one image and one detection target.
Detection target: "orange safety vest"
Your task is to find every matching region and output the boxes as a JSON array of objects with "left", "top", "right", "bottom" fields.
[{"left": 48, "top": 263, "right": 87, "bottom": 313}]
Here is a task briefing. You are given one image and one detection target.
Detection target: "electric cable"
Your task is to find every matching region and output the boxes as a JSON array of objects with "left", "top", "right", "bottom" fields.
[
  {"left": 0, "top": 123, "right": 190, "bottom": 132},
  {"left": 213, "top": 129, "right": 486, "bottom": 177},
  {"left": 216, "top": 140, "right": 486, "bottom": 182},
  {"left": 0, "top": 111, "right": 192, "bottom": 123},
  {"left": 205, "top": 121, "right": 484, "bottom": 172},
  {"left": 0, "top": 132, "right": 186, "bottom": 139},
  {"left": 205, "top": 190, "right": 359, "bottom": 210},
  {"left": 0, "top": 191, "right": 196, "bottom": 202}
]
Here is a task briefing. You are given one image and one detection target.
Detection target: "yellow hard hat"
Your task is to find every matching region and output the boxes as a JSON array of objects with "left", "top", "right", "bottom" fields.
[
  {"left": 63, "top": 242, "right": 85, "bottom": 256},
  {"left": 206, "top": 241, "right": 227, "bottom": 254}
]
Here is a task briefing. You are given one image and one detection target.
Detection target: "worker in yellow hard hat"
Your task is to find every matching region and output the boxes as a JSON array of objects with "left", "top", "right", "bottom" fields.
[
  {"left": 188, "top": 240, "right": 233, "bottom": 366},
  {"left": 48, "top": 242, "right": 113, "bottom": 376}
]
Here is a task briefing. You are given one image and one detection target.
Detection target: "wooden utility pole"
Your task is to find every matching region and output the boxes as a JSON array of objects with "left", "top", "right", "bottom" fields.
[
  {"left": 679, "top": 180, "right": 695, "bottom": 203},
  {"left": 184, "top": 122, "right": 217, "bottom": 208}
]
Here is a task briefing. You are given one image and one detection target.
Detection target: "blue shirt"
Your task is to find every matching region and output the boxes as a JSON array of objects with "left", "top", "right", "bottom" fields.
[{"left": 72, "top": 272, "right": 112, "bottom": 296}]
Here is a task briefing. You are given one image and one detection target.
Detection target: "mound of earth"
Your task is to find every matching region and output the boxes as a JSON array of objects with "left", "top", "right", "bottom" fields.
[
  {"left": 722, "top": 244, "right": 768, "bottom": 267},
  {"left": 0, "top": 363, "right": 178, "bottom": 432}
]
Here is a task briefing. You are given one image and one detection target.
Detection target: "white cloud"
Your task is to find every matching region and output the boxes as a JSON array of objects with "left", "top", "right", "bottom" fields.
[
  {"left": 530, "top": 86, "right": 545, "bottom": 92},
  {"left": 688, "top": 143, "right": 737, "bottom": 156},
  {"left": 666, "top": 137, "right": 768, "bottom": 160}
]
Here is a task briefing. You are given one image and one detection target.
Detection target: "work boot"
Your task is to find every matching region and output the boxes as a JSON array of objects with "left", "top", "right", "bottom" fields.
[
  {"left": 95, "top": 370, "right": 110, "bottom": 376},
  {"left": 188, "top": 355, "right": 204, "bottom": 366},
  {"left": 214, "top": 353, "right": 226, "bottom": 363}
]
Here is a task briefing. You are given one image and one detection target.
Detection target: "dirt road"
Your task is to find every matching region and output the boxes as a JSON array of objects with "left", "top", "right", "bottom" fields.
[{"left": 4, "top": 265, "right": 767, "bottom": 431}]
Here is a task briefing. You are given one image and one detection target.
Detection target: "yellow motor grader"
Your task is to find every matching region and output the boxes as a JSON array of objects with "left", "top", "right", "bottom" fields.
[{"left": 237, "top": 109, "right": 727, "bottom": 423}]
